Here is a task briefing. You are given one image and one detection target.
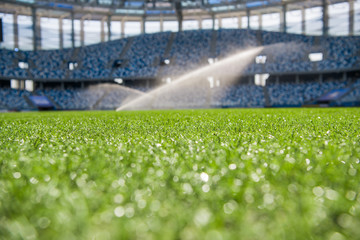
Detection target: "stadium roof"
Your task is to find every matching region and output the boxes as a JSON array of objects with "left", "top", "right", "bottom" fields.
[
  {"left": 0, "top": 0, "right": 348, "bottom": 17},
  {"left": 0, "top": 0, "right": 349, "bottom": 25}
]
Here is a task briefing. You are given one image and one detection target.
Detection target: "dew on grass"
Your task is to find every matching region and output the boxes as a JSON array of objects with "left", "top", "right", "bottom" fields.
[
  {"left": 183, "top": 183, "right": 193, "bottom": 194},
  {"left": 313, "top": 186, "right": 324, "bottom": 197},
  {"left": 337, "top": 213, "right": 353, "bottom": 228},
  {"left": 156, "top": 170, "right": 164, "bottom": 177},
  {"left": 245, "top": 192, "right": 254, "bottom": 203},
  {"left": 250, "top": 172, "right": 260, "bottom": 182},
  {"left": 114, "top": 194, "right": 124, "bottom": 204},
  {"left": 125, "top": 206, "right": 135, "bottom": 218},
  {"left": 49, "top": 188, "right": 60, "bottom": 197},
  {"left": 325, "top": 189, "right": 339, "bottom": 201},
  {"left": 194, "top": 208, "right": 212, "bottom": 226},
  {"left": 137, "top": 199, "right": 147, "bottom": 209},
  {"left": 263, "top": 193, "right": 274, "bottom": 205},
  {"left": 200, "top": 172, "right": 209, "bottom": 182},
  {"left": 173, "top": 176, "right": 179, "bottom": 182},
  {"left": 29, "top": 177, "right": 39, "bottom": 184},
  {"left": 44, "top": 175, "right": 51, "bottom": 182},
  {"left": 345, "top": 191, "right": 356, "bottom": 201},
  {"left": 70, "top": 172, "right": 77, "bottom": 180},
  {"left": 348, "top": 168, "right": 356, "bottom": 176},
  {"left": 223, "top": 200, "right": 237, "bottom": 214},
  {"left": 13, "top": 172, "right": 21, "bottom": 179},
  {"left": 234, "top": 179, "right": 242, "bottom": 186},
  {"left": 114, "top": 206, "right": 125, "bottom": 218},
  {"left": 37, "top": 217, "right": 51, "bottom": 229},
  {"left": 228, "top": 163, "right": 236, "bottom": 170},
  {"left": 150, "top": 200, "right": 161, "bottom": 212},
  {"left": 329, "top": 232, "right": 345, "bottom": 240},
  {"left": 288, "top": 184, "right": 297, "bottom": 193},
  {"left": 202, "top": 184, "right": 210, "bottom": 193}
]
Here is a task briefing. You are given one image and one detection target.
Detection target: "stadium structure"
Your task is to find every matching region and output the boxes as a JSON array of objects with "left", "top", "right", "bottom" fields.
[{"left": 0, "top": 0, "right": 360, "bottom": 110}]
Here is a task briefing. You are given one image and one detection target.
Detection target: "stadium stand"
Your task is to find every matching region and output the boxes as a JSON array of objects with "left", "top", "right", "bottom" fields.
[
  {"left": 113, "top": 32, "right": 171, "bottom": 78},
  {"left": 0, "top": 88, "right": 33, "bottom": 110},
  {"left": 0, "top": 29, "right": 359, "bottom": 110},
  {"left": 336, "top": 78, "right": 360, "bottom": 106},
  {"left": 1, "top": 30, "right": 359, "bottom": 80},
  {"left": 267, "top": 80, "right": 349, "bottom": 107}
]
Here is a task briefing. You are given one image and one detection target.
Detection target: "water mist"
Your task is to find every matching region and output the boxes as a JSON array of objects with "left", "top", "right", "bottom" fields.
[{"left": 117, "top": 46, "right": 264, "bottom": 111}]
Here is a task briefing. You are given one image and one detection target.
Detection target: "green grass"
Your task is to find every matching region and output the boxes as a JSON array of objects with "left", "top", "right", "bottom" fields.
[{"left": 0, "top": 108, "right": 359, "bottom": 240}]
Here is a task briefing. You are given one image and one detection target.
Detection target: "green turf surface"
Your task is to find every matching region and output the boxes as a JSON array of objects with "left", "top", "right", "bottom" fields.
[{"left": 0, "top": 108, "right": 359, "bottom": 240}]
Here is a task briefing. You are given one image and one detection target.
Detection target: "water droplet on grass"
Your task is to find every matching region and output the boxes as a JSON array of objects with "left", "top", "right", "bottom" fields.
[
  {"left": 202, "top": 184, "right": 210, "bottom": 192},
  {"left": 125, "top": 206, "right": 135, "bottom": 218},
  {"left": 30, "top": 177, "right": 38, "bottom": 184},
  {"left": 114, "top": 206, "right": 125, "bottom": 217},
  {"left": 138, "top": 199, "right": 147, "bottom": 209},
  {"left": 228, "top": 163, "right": 236, "bottom": 170},
  {"left": 345, "top": 191, "right": 356, "bottom": 201},
  {"left": 313, "top": 186, "right": 324, "bottom": 197},
  {"left": 13, "top": 172, "right": 21, "bottom": 179},
  {"left": 329, "top": 232, "right": 345, "bottom": 240},
  {"left": 325, "top": 189, "right": 339, "bottom": 201},
  {"left": 263, "top": 193, "right": 274, "bottom": 205},
  {"left": 194, "top": 208, "right": 212, "bottom": 226},
  {"left": 337, "top": 214, "right": 353, "bottom": 228},
  {"left": 183, "top": 183, "right": 193, "bottom": 194},
  {"left": 37, "top": 217, "right": 51, "bottom": 229},
  {"left": 223, "top": 201, "right": 237, "bottom": 214},
  {"left": 200, "top": 172, "right": 209, "bottom": 182},
  {"left": 114, "top": 194, "right": 124, "bottom": 204}
]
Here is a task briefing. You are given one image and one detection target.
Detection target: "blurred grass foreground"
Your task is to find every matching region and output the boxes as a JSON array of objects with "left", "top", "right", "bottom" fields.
[{"left": 0, "top": 108, "right": 359, "bottom": 240}]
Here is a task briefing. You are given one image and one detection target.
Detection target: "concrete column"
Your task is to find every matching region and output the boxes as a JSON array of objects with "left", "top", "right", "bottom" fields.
[
  {"left": 198, "top": 17, "right": 202, "bottom": 30},
  {"left": 218, "top": 17, "right": 222, "bottom": 29},
  {"left": 20, "top": 80, "right": 25, "bottom": 89},
  {"left": 238, "top": 15, "right": 242, "bottom": 29},
  {"left": 121, "top": 19, "right": 125, "bottom": 38},
  {"left": 212, "top": 14, "right": 215, "bottom": 30},
  {"left": 141, "top": 16, "right": 145, "bottom": 34},
  {"left": 322, "top": 0, "right": 329, "bottom": 36},
  {"left": 13, "top": 13, "right": 19, "bottom": 49},
  {"left": 349, "top": 0, "right": 354, "bottom": 36},
  {"left": 59, "top": 18, "right": 63, "bottom": 49},
  {"left": 258, "top": 14, "right": 262, "bottom": 30},
  {"left": 32, "top": 7, "right": 41, "bottom": 51},
  {"left": 281, "top": 4, "right": 287, "bottom": 33},
  {"left": 107, "top": 15, "right": 111, "bottom": 41},
  {"left": 80, "top": 18, "right": 84, "bottom": 46},
  {"left": 160, "top": 17, "right": 163, "bottom": 32},
  {"left": 101, "top": 17, "right": 105, "bottom": 42},
  {"left": 247, "top": 9, "right": 250, "bottom": 29},
  {"left": 301, "top": 7, "right": 306, "bottom": 34},
  {"left": 178, "top": 18, "right": 182, "bottom": 32},
  {"left": 71, "top": 12, "right": 75, "bottom": 48}
]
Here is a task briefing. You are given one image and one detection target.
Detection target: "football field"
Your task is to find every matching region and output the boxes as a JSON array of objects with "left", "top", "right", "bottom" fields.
[{"left": 0, "top": 108, "right": 359, "bottom": 239}]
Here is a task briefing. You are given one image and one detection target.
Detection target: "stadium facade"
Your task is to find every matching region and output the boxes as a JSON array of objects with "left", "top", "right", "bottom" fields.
[{"left": 0, "top": 0, "right": 359, "bottom": 110}]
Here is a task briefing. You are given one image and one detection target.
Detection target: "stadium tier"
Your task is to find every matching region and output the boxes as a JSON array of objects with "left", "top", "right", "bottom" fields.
[
  {"left": 0, "top": 29, "right": 359, "bottom": 110},
  {"left": 1, "top": 29, "right": 359, "bottom": 80}
]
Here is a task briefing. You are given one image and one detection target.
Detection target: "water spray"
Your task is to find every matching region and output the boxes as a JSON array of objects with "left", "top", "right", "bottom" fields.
[{"left": 117, "top": 46, "right": 264, "bottom": 111}]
